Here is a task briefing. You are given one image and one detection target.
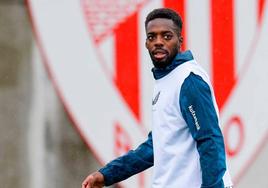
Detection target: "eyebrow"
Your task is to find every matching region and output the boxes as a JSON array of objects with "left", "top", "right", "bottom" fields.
[{"left": 147, "top": 30, "right": 174, "bottom": 35}]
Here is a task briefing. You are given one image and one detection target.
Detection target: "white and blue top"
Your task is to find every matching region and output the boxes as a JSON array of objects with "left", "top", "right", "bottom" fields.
[{"left": 99, "top": 50, "right": 233, "bottom": 188}]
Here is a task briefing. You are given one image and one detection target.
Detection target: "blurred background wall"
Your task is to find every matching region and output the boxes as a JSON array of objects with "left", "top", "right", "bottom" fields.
[
  {"left": 0, "top": 1, "right": 268, "bottom": 188},
  {"left": 0, "top": 1, "right": 103, "bottom": 188}
]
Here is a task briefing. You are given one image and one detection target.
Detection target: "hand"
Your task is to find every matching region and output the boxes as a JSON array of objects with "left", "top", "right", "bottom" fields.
[{"left": 82, "top": 171, "right": 105, "bottom": 188}]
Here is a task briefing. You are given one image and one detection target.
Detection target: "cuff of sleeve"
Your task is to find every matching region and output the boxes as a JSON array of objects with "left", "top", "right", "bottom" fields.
[
  {"left": 99, "top": 167, "right": 113, "bottom": 186},
  {"left": 201, "top": 179, "right": 224, "bottom": 188}
]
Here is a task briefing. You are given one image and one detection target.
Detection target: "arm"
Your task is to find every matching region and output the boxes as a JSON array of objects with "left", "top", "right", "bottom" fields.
[
  {"left": 100, "top": 131, "right": 154, "bottom": 186},
  {"left": 82, "top": 132, "right": 154, "bottom": 187},
  {"left": 179, "top": 72, "right": 226, "bottom": 188}
]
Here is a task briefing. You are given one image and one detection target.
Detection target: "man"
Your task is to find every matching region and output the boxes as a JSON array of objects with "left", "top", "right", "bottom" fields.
[{"left": 82, "top": 8, "right": 233, "bottom": 188}]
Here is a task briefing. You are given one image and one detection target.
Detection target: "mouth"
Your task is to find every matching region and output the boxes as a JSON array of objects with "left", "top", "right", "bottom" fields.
[{"left": 152, "top": 49, "right": 168, "bottom": 61}]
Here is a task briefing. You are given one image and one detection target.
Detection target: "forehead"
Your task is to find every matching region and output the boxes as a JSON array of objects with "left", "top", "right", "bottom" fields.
[{"left": 146, "top": 18, "right": 176, "bottom": 34}]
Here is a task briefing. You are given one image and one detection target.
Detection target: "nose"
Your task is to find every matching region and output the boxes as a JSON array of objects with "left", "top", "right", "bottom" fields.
[{"left": 154, "top": 36, "right": 164, "bottom": 47}]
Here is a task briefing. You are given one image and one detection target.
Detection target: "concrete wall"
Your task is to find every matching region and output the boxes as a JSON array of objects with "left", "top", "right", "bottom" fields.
[
  {"left": 0, "top": 2, "right": 103, "bottom": 188},
  {"left": 0, "top": 2, "right": 32, "bottom": 187}
]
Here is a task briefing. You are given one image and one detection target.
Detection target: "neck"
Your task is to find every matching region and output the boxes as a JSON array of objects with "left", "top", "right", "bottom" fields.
[{"left": 151, "top": 50, "right": 194, "bottom": 80}]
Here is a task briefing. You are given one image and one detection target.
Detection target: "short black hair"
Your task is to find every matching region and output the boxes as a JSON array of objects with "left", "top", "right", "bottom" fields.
[{"left": 145, "top": 8, "right": 183, "bottom": 35}]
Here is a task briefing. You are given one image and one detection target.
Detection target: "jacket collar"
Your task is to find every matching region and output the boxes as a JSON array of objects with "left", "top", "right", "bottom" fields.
[{"left": 152, "top": 50, "right": 194, "bottom": 80}]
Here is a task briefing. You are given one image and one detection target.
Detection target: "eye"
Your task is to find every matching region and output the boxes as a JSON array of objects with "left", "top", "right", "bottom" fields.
[
  {"left": 163, "top": 34, "right": 172, "bottom": 40},
  {"left": 147, "top": 35, "right": 155, "bottom": 41}
]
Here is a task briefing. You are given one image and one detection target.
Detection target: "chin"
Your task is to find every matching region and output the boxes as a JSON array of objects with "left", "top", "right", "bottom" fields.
[{"left": 153, "top": 60, "right": 169, "bottom": 69}]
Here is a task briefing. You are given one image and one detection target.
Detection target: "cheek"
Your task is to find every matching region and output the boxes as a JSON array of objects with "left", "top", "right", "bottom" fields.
[
  {"left": 146, "top": 44, "right": 153, "bottom": 52},
  {"left": 167, "top": 42, "right": 178, "bottom": 52}
]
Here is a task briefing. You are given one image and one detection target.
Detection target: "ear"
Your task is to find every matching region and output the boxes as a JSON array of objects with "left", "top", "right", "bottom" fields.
[
  {"left": 179, "top": 36, "right": 183, "bottom": 45},
  {"left": 178, "top": 36, "right": 183, "bottom": 49}
]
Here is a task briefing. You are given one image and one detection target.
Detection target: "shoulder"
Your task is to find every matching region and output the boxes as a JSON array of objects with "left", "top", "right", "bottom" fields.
[{"left": 181, "top": 72, "right": 211, "bottom": 95}]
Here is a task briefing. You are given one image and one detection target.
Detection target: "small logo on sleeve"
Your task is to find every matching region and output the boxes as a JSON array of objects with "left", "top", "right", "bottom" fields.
[
  {"left": 152, "top": 91, "right": 161, "bottom": 105},
  {"left": 188, "top": 105, "right": 200, "bottom": 130}
]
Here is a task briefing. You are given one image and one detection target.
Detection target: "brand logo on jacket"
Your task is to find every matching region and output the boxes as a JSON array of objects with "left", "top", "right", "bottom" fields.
[
  {"left": 152, "top": 91, "right": 161, "bottom": 105},
  {"left": 188, "top": 105, "right": 200, "bottom": 131}
]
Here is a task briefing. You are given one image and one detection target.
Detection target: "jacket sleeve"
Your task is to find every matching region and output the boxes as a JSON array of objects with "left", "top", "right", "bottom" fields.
[
  {"left": 179, "top": 72, "right": 226, "bottom": 188},
  {"left": 99, "top": 132, "right": 154, "bottom": 186}
]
